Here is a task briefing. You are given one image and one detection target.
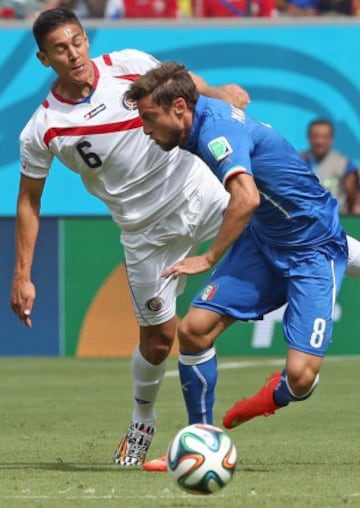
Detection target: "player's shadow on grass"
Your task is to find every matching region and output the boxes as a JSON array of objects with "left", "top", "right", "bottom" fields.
[
  {"left": 241, "top": 467, "right": 271, "bottom": 472},
  {"left": 0, "top": 462, "right": 141, "bottom": 473},
  {"left": 0, "top": 462, "right": 270, "bottom": 473}
]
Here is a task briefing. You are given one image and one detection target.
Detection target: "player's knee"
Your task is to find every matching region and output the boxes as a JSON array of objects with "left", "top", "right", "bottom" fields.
[
  {"left": 177, "top": 319, "right": 212, "bottom": 353},
  {"left": 141, "top": 341, "right": 173, "bottom": 364},
  {"left": 140, "top": 329, "right": 174, "bottom": 364}
]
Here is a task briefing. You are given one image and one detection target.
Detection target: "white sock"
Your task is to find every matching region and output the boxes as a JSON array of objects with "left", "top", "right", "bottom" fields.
[{"left": 131, "top": 346, "right": 167, "bottom": 427}]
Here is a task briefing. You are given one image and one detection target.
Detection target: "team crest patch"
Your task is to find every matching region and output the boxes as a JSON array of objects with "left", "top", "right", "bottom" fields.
[
  {"left": 200, "top": 283, "right": 218, "bottom": 301},
  {"left": 122, "top": 96, "right": 138, "bottom": 111},
  {"left": 207, "top": 136, "right": 233, "bottom": 162},
  {"left": 146, "top": 296, "right": 164, "bottom": 312}
]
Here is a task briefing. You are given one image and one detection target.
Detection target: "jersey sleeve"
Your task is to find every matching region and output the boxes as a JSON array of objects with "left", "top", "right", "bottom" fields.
[
  {"left": 20, "top": 110, "right": 53, "bottom": 179},
  {"left": 107, "top": 49, "right": 160, "bottom": 75},
  {"left": 198, "top": 119, "right": 254, "bottom": 186},
  {"left": 344, "top": 159, "right": 359, "bottom": 175}
]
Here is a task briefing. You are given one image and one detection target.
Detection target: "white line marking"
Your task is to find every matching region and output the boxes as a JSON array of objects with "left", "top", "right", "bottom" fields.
[
  {"left": 165, "top": 355, "right": 360, "bottom": 378},
  {"left": 1, "top": 492, "right": 359, "bottom": 501},
  {"left": 0, "top": 494, "right": 225, "bottom": 500}
]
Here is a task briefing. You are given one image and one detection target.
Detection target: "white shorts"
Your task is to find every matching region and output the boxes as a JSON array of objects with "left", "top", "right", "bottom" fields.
[
  {"left": 346, "top": 234, "right": 360, "bottom": 277},
  {"left": 121, "top": 176, "right": 229, "bottom": 326}
]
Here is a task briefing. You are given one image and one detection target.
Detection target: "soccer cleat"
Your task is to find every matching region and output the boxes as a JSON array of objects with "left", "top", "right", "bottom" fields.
[
  {"left": 142, "top": 454, "right": 167, "bottom": 472},
  {"left": 223, "top": 371, "right": 282, "bottom": 429},
  {"left": 113, "top": 422, "right": 155, "bottom": 466}
]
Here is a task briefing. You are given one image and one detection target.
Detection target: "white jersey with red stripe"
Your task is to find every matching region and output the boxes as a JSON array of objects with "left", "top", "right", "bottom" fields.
[{"left": 19, "top": 49, "right": 212, "bottom": 232}]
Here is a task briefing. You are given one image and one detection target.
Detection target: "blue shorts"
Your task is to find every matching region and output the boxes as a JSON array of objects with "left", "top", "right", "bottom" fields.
[{"left": 192, "top": 226, "right": 348, "bottom": 356}]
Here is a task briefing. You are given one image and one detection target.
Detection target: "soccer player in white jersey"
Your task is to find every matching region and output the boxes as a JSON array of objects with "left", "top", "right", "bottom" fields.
[
  {"left": 10, "top": 8, "right": 360, "bottom": 471},
  {"left": 10, "top": 7, "right": 251, "bottom": 467}
]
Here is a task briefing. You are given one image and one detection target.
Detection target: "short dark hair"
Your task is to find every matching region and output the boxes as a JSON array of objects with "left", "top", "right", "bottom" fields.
[
  {"left": 308, "top": 118, "right": 334, "bottom": 136},
  {"left": 33, "top": 8, "right": 83, "bottom": 50},
  {"left": 127, "top": 62, "right": 199, "bottom": 111}
]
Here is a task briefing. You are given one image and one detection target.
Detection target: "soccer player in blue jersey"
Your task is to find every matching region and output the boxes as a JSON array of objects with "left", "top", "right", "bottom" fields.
[{"left": 127, "top": 62, "right": 349, "bottom": 453}]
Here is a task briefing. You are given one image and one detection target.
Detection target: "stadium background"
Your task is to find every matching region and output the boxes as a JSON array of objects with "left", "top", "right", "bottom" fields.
[{"left": 1, "top": 18, "right": 359, "bottom": 357}]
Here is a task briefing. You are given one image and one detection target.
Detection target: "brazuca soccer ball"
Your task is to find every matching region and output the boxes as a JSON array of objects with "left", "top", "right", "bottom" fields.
[{"left": 166, "top": 423, "right": 237, "bottom": 495}]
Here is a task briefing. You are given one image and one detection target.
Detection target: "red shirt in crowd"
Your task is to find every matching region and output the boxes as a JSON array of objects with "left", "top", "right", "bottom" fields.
[
  {"left": 123, "top": 0, "right": 178, "bottom": 17},
  {"left": 193, "top": 0, "right": 277, "bottom": 16}
]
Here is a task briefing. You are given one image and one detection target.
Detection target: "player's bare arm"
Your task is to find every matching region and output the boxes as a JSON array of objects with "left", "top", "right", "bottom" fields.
[
  {"left": 189, "top": 72, "right": 250, "bottom": 110},
  {"left": 162, "top": 173, "right": 260, "bottom": 278},
  {"left": 11, "top": 175, "right": 45, "bottom": 328},
  {"left": 343, "top": 171, "right": 359, "bottom": 214}
]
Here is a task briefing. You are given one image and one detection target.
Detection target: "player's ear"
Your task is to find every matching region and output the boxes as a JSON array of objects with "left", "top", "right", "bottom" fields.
[
  {"left": 37, "top": 50, "right": 50, "bottom": 68},
  {"left": 173, "top": 97, "right": 187, "bottom": 117}
]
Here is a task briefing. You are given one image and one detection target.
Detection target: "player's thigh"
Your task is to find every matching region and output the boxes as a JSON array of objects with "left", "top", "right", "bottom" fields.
[
  {"left": 283, "top": 250, "right": 347, "bottom": 356},
  {"left": 124, "top": 226, "right": 206, "bottom": 327},
  {"left": 125, "top": 257, "right": 185, "bottom": 327},
  {"left": 191, "top": 227, "right": 287, "bottom": 320},
  {"left": 123, "top": 186, "right": 227, "bottom": 326}
]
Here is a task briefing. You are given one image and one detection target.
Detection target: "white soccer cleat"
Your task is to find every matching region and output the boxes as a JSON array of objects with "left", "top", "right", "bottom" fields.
[{"left": 113, "top": 422, "right": 155, "bottom": 466}]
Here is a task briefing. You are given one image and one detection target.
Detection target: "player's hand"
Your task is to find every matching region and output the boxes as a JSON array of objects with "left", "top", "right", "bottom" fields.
[
  {"left": 10, "top": 278, "right": 36, "bottom": 328},
  {"left": 220, "top": 84, "right": 251, "bottom": 110},
  {"left": 162, "top": 255, "right": 213, "bottom": 278}
]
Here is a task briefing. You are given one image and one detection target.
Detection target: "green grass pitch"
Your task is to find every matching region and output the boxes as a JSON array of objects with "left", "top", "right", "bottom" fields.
[{"left": 0, "top": 356, "right": 359, "bottom": 508}]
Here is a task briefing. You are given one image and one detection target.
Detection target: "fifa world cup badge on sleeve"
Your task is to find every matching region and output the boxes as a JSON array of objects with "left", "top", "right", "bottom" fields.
[{"left": 207, "top": 137, "right": 233, "bottom": 162}]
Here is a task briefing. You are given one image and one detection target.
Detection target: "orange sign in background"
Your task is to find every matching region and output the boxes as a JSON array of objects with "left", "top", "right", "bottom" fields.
[{"left": 77, "top": 264, "right": 179, "bottom": 358}]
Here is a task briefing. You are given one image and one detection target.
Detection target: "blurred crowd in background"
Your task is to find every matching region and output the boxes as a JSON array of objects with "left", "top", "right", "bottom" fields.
[{"left": 1, "top": 0, "right": 360, "bottom": 19}]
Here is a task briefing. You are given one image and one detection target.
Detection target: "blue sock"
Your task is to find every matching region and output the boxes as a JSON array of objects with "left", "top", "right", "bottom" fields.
[
  {"left": 274, "top": 369, "right": 320, "bottom": 406},
  {"left": 178, "top": 347, "right": 217, "bottom": 425}
]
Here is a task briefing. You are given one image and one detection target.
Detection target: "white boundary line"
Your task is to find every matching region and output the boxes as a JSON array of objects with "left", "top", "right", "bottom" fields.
[
  {"left": 1, "top": 492, "right": 359, "bottom": 501},
  {"left": 165, "top": 355, "right": 360, "bottom": 378},
  {"left": 0, "top": 495, "right": 211, "bottom": 500}
]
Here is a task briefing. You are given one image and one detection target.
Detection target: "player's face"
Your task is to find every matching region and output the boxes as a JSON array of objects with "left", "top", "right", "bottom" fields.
[
  {"left": 37, "top": 23, "right": 92, "bottom": 88},
  {"left": 309, "top": 124, "right": 333, "bottom": 159},
  {"left": 137, "top": 96, "right": 187, "bottom": 151}
]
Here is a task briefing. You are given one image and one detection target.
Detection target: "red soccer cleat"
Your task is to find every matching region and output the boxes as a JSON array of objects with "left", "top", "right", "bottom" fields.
[
  {"left": 142, "top": 455, "right": 167, "bottom": 472},
  {"left": 223, "top": 371, "right": 282, "bottom": 429}
]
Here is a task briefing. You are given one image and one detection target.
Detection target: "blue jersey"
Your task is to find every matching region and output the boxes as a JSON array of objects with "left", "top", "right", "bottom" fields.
[{"left": 182, "top": 96, "right": 342, "bottom": 247}]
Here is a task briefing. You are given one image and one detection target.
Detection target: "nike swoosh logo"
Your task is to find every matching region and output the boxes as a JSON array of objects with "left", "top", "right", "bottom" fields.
[{"left": 134, "top": 397, "right": 150, "bottom": 405}]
